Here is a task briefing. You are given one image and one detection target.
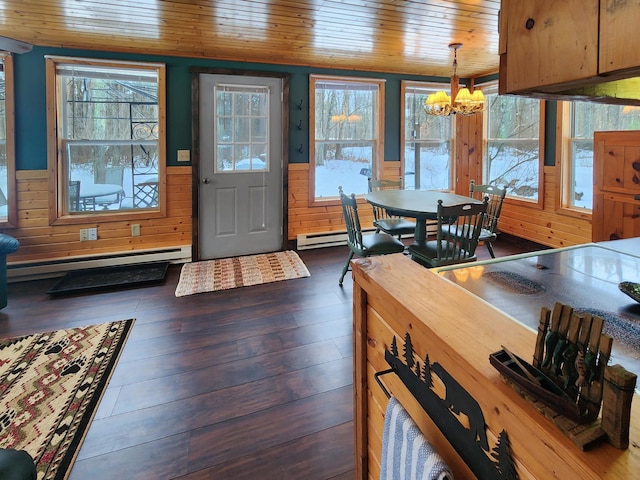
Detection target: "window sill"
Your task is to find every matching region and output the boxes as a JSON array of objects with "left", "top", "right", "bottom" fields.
[
  {"left": 555, "top": 206, "right": 592, "bottom": 220},
  {"left": 51, "top": 208, "right": 165, "bottom": 226}
]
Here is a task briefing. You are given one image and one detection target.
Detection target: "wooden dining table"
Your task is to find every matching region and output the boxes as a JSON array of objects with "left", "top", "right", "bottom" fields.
[{"left": 365, "top": 190, "right": 483, "bottom": 248}]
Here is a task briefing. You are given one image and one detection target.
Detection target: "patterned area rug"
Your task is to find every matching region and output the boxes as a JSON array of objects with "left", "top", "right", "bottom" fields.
[
  {"left": 175, "top": 250, "right": 311, "bottom": 297},
  {"left": 0, "top": 319, "right": 134, "bottom": 479}
]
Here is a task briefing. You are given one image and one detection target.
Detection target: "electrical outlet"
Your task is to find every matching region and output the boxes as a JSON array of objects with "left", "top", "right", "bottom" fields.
[
  {"left": 87, "top": 228, "right": 98, "bottom": 240},
  {"left": 177, "top": 149, "right": 190, "bottom": 162},
  {"left": 131, "top": 224, "right": 141, "bottom": 236},
  {"left": 80, "top": 229, "right": 89, "bottom": 241}
]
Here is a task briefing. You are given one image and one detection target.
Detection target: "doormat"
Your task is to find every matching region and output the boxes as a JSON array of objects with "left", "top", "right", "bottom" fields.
[
  {"left": 175, "top": 250, "right": 310, "bottom": 297},
  {"left": 0, "top": 319, "right": 134, "bottom": 479},
  {"left": 47, "top": 262, "right": 169, "bottom": 296}
]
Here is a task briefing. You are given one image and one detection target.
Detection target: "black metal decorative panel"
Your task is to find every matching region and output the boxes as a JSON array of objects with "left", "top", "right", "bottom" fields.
[{"left": 376, "top": 333, "right": 518, "bottom": 480}]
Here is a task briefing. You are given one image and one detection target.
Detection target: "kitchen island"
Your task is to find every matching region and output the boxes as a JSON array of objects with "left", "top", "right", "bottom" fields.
[
  {"left": 438, "top": 241, "right": 640, "bottom": 379},
  {"left": 351, "top": 251, "right": 640, "bottom": 479}
]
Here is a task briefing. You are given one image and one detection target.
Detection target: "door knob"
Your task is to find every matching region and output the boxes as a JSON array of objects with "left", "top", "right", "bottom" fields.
[{"left": 202, "top": 178, "right": 211, "bottom": 184}]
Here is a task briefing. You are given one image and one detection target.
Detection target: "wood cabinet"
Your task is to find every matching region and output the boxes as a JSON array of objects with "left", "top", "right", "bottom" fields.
[
  {"left": 499, "top": 0, "right": 640, "bottom": 101},
  {"left": 593, "top": 130, "right": 640, "bottom": 242},
  {"left": 599, "top": 0, "right": 640, "bottom": 75}
]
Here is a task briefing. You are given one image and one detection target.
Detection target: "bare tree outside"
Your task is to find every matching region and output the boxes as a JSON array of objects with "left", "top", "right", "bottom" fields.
[
  {"left": 57, "top": 61, "right": 161, "bottom": 212},
  {"left": 485, "top": 92, "right": 540, "bottom": 200},
  {"left": 403, "top": 82, "right": 453, "bottom": 190},
  {"left": 312, "top": 77, "right": 381, "bottom": 198},
  {"left": 569, "top": 102, "right": 640, "bottom": 209}
]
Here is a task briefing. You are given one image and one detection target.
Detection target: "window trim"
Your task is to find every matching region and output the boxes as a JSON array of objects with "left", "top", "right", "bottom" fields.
[
  {"left": 555, "top": 101, "right": 596, "bottom": 220},
  {"left": 308, "top": 74, "right": 385, "bottom": 206},
  {"left": 400, "top": 80, "right": 455, "bottom": 191},
  {"left": 45, "top": 55, "right": 167, "bottom": 225},
  {"left": 481, "top": 81, "right": 545, "bottom": 210},
  {"left": 0, "top": 52, "right": 17, "bottom": 228}
]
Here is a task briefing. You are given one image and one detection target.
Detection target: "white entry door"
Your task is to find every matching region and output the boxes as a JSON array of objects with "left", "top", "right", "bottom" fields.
[{"left": 198, "top": 74, "right": 283, "bottom": 259}]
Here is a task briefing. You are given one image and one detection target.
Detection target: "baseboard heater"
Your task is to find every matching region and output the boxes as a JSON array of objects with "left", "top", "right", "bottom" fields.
[
  {"left": 297, "top": 228, "right": 417, "bottom": 250},
  {"left": 7, "top": 245, "right": 192, "bottom": 283}
]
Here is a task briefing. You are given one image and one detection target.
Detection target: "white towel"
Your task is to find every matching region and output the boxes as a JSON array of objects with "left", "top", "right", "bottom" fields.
[{"left": 380, "top": 397, "right": 454, "bottom": 480}]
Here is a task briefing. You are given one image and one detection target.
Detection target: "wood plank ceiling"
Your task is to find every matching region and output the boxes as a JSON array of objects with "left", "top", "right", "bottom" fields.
[{"left": 0, "top": 0, "right": 501, "bottom": 78}]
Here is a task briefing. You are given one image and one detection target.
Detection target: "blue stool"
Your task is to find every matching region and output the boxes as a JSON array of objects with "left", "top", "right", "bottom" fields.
[
  {"left": 0, "top": 233, "right": 19, "bottom": 309},
  {"left": 0, "top": 448, "right": 36, "bottom": 479}
]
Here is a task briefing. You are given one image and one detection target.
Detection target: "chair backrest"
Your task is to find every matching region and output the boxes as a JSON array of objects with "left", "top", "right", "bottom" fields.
[
  {"left": 104, "top": 166, "right": 125, "bottom": 186},
  {"left": 68, "top": 180, "right": 80, "bottom": 211},
  {"left": 435, "top": 197, "right": 489, "bottom": 264},
  {"left": 470, "top": 180, "right": 507, "bottom": 233},
  {"left": 339, "top": 186, "right": 364, "bottom": 250},
  {"left": 368, "top": 177, "right": 403, "bottom": 192},
  {"left": 95, "top": 165, "right": 125, "bottom": 186}
]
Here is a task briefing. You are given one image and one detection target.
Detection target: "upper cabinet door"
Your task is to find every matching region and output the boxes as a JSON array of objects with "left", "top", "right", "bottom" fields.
[
  {"left": 500, "top": 0, "right": 599, "bottom": 92},
  {"left": 592, "top": 131, "right": 640, "bottom": 242},
  {"left": 599, "top": 0, "right": 640, "bottom": 74}
]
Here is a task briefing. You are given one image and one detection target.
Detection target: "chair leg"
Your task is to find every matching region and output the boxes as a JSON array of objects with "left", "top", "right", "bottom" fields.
[
  {"left": 339, "top": 251, "right": 355, "bottom": 286},
  {"left": 486, "top": 242, "right": 495, "bottom": 258}
]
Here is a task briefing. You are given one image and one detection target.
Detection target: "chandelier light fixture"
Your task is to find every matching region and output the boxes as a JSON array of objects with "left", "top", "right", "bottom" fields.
[{"left": 425, "top": 43, "right": 485, "bottom": 116}]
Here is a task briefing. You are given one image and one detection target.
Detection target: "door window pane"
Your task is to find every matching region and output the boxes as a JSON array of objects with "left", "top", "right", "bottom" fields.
[{"left": 214, "top": 84, "right": 269, "bottom": 172}]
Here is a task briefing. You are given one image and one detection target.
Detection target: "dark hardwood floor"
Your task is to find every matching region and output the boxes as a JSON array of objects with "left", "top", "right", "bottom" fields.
[{"left": 0, "top": 236, "right": 543, "bottom": 479}]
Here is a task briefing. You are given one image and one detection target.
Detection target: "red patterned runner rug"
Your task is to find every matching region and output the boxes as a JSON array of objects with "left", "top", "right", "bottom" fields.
[
  {"left": 0, "top": 319, "right": 135, "bottom": 479},
  {"left": 175, "top": 250, "right": 311, "bottom": 297}
]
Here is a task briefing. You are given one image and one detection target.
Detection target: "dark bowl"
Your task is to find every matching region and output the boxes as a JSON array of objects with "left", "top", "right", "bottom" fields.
[{"left": 619, "top": 281, "right": 640, "bottom": 303}]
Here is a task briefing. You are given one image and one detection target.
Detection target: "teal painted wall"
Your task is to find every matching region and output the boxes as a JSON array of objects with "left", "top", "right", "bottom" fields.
[{"left": 12, "top": 46, "right": 446, "bottom": 170}]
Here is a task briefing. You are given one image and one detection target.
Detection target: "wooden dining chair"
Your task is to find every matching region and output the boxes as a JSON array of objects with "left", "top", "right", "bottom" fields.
[
  {"left": 338, "top": 186, "right": 405, "bottom": 285},
  {"left": 409, "top": 197, "right": 488, "bottom": 268},
  {"left": 469, "top": 180, "right": 507, "bottom": 258},
  {"left": 367, "top": 177, "right": 416, "bottom": 239}
]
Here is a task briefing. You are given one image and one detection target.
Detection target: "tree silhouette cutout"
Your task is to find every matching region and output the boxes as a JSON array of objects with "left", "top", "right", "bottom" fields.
[
  {"left": 414, "top": 360, "right": 421, "bottom": 378},
  {"left": 422, "top": 354, "right": 433, "bottom": 387},
  {"left": 403, "top": 332, "right": 415, "bottom": 368},
  {"left": 491, "top": 430, "right": 518, "bottom": 480},
  {"left": 390, "top": 336, "right": 399, "bottom": 357}
]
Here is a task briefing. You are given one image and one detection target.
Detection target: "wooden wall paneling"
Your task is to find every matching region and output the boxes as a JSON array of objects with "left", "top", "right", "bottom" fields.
[
  {"left": 291, "top": 150, "right": 594, "bottom": 248},
  {"left": 1, "top": 1, "right": 501, "bottom": 78},
  {"left": 454, "top": 116, "right": 469, "bottom": 195},
  {"left": 455, "top": 114, "right": 483, "bottom": 195},
  {"left": 381, "top": 161, "right": 401, "bottom": 182},
  {"left": 288, "top": 163, "right": 376, "bottom": 242},
  {"left": 499, "top": 166, "right": 592, "bottom": 248},
  {"left": 353, "top": 278, "right": 368, "bottom": 480},
  {"left": 5, "top": 166, "right": 191, "bottom": 265},
  {"left": 500, "top": 207, "right": 591, "bottom": 247}
]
